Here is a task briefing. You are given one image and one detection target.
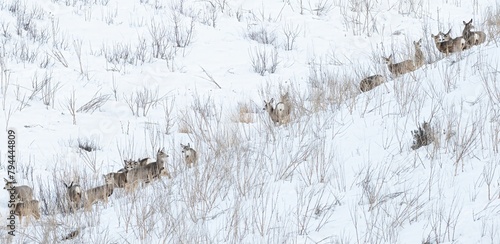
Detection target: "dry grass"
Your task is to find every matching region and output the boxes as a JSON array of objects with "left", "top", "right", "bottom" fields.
[
  {"left": 485, "top": 4, "right": 500, "bottom": 45},
  {"left": 177, "top": 112, "right": 192, "bottom": 134},
  {"left": 231, "top": 102, "right": 254, "bottom": 124}
]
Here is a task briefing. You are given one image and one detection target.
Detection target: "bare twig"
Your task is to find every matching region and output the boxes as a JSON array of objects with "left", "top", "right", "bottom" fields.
[{"left": 199, "top": 66, "right": 221, "bottom": 89}]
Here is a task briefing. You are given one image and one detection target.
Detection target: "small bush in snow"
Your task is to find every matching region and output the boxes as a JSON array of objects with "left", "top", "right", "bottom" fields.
[
  {"left": 77, "top": 137, "right": 100, "bottom": 152},
  {"left": 411, "top": 121, "right": 435, "bottom": 150},
  {"left": 282, "top": 22, "right": 301, "bottom": 51},
  {"left": 247, "top": 24, "right": 277, "bottom": 46},
  {"left": 249, "top": 46, "right": 279, "bottom": 76},
  {"left": 485, "top": 4, "right": 500, "bottom": 45}
]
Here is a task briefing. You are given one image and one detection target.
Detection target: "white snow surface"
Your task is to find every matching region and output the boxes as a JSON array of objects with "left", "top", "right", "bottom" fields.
[{"left": 0, "top": 0, "right": 500, "bottom": 243}]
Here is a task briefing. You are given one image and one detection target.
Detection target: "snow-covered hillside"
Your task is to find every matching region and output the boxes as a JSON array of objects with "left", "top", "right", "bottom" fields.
[{"left": 1, "top": 0, "right": 500, "bottom": 243}]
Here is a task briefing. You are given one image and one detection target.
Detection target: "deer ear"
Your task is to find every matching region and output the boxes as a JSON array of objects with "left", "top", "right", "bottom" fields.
[
  {"left": 270, "top": 98, "right": 274, "bottom": 103},
  {"left": 188, "top": 143, "right": 190, "bottom": 147}
]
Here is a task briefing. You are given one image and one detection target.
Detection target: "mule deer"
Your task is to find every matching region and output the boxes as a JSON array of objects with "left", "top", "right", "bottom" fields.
[
  {"left": 431, "top": 30, "right": 466, "bottom": 54},
  {"left": 382, "top": 54, "right": 416, "bottom": 76},
  {"left": 359, "top": 75, "right": 385, "bottom": 92},
  {"left": 104, "top": 172, "right": 127, "bottom": 188},
  {"left": 413, "top": 39, "right": 425, "bottom": 69},
  {"left": 181, "top": 143, "right": 198, "bottom": 167},
  {"left": 83, "top": 176, "right": 114, "bottom": 211},
  {"left": 4, "top": 178, "right": 33, "bottom": 202},
  {"left": 63, "top": 181, "right": 81, "bottom": 212},
  {"left": 442, "top": 29, "right": 470, "bottom": 50},
  {"left": 119, "top": 157, "right": 152, "bottom": 173},
  {"left": 143, "top": 148, "right": 168, "bottom": 180},
  {"left": 119, "top": 159, "right": 136, "bottom": 173},
  {"left": 138, "top": 157, "right": 153, "bottom": 166},
  {"left": 462, "top": 19, "right": 486, "bottom": 46},
  {"left": 263, "top": 97, "right": 291, "bottom": 125},
  {"left": 9, "top": 194, "right": 40, "bottom": 226},
  {"left": 126, "top": 148, "right": 169, "bottom": 191}
]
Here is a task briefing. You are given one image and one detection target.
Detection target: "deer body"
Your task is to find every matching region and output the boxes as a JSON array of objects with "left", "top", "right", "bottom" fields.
[
  {"left": 64, "top": 181, "right": 82, "bottom": 212},
  {"left": 462, "top": 19, "right": 486, "bottom": 46},
  {"left": 105, "top": 172, "right": 128, "bottom": 188},
  {"left": 4, "top": 178, "right": 34, "bottom": 202},
  {"left": 264, "top": 97, "right": 291, "bottom": 125},
  {"left": 10, "top": 196, "right": 40, "bottom": 226},
  {"left": 84, "top": 176, "right": 114, "bottom": 211},
  {"left": 431, "top": 30, "right": 466, "bottom": 54},
  {"left": 126, "top": 148, "right": 168, "bottom": 191},
  {"left": 413, "top": 39, "right": 425, "bottom": 69},
  {"left": 383, "top": 54, "right": 416, "bottom": 76},
  {"left": 119, "top": 157, "right": 153, "bottom": 173},
  {"left": 181, "top": 143, "right": 198, "bottom": 167},
  {"left": 359, "top": 75, "right": 385, "bottom": 92}
]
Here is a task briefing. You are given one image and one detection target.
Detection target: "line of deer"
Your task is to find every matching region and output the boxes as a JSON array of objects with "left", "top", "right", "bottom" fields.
[
  {"left": 431, "top": 29, "right": 467, "bottom": 55},
  {"left": 431, "top": 19, "right": 486, "bottom": 55},
  {"left": 264, "top": 92, "right": 292, "bottom": 125},
  {"left": 360, "top": 39, "right": 424, "bottom": 92},
  {"left": 62, "top": 148, "right": 171, "bottom": 213},
  {"left": 4, "top": 178, "right": 40, "bottom": 226},
  {"left": 125, "top": 148, "right": 170, "bottom": 192}
]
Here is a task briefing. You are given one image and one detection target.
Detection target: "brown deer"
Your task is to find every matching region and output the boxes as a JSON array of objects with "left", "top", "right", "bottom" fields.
[
  {"left": 431, "top": 30, "right": 466, "bottom": 54},
  {"left": 63, "top": 181, "right": 81, "bottom": 212},
  {"left": 382, "top": 54, "right": 416, "bottom": 76},
  {"left": 462, "top": 19, "right": 486, "bottom": 46},
  {"left": 126, "top": 148, "right": 169, "bottom": 191},
  {"left": 359, "top": 75, "right": 385, "bottom": 92},
  {"left": 83, "top": 176, "right": 114, "bottom": 211},
  {"left": 4, "top": 178, "right": 33, "bottom": 202},
  {"left": 413, "top": 39, "right": 425, "bottom": 69},
  {"left": 263, "top": 96, "right": 291, "bottom": 125},
  {"left": 118, "top": 157, "right": 152, "bottom": 173},
  {"left": 104, "top": 172, "right": 128, "bottom": 188},
  {"left": 181, "top": 143, "right": 198, "bottom": 167},
  {"left": 9, "top": 193, "right": 40, "bottom": 226}
]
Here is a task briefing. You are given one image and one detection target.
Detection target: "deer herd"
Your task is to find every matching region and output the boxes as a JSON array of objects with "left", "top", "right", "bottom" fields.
[
  {"left": 2, "top": 19, "right": 488, "bottom": 228},
  {"left": 4, "top": 145, "right": 198, "bottom": 226},
  {"left": 361, "top": 19, "right": 486, "bottom": 92}
]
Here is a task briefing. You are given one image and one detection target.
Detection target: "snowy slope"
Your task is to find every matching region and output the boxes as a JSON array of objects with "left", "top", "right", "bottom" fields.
[{"left": 0, "top": 0, "right": 500, "bottom": 243}]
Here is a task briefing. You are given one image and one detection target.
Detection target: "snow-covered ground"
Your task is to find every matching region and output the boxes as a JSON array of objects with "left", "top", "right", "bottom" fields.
[{"left": 1, "top": 0, "right": 500, "bottom": 243}]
